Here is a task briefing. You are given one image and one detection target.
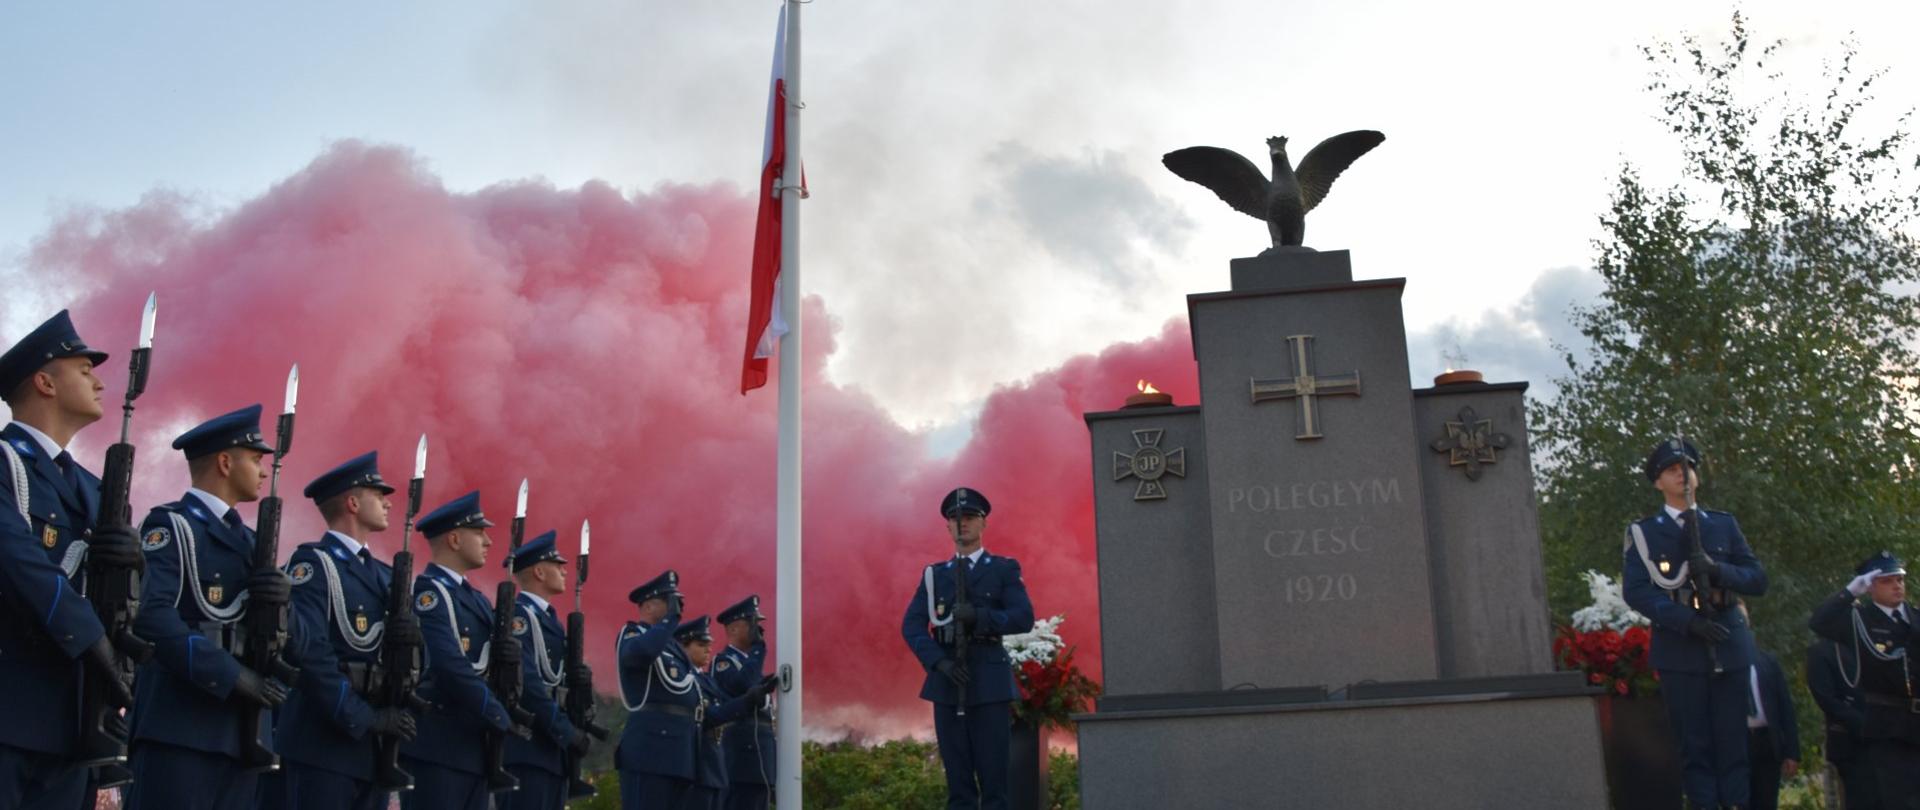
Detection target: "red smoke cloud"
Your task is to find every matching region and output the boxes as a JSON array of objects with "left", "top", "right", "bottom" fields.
[{"left": 27, "top": 142, "right": 1198, "bottom": 736}]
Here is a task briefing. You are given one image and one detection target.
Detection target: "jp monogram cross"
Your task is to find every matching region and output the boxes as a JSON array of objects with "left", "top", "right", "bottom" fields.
[{"left": 1113, "top": 429, "right": 1187, "bottom": 501}]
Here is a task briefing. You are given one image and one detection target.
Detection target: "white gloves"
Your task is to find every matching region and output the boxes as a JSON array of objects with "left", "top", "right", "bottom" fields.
[{"left": 1847, "top": 572, "right": 1878, "bottom": 597}]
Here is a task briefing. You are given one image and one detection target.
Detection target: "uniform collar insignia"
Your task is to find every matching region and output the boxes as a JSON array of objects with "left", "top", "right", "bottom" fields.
[{"left": 10, "top": 438, "right": 32, "bottom": 456}]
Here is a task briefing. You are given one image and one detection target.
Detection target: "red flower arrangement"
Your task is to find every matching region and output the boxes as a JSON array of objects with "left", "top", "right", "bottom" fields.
[
  {"left": 1012, "top": 646, "right": 1102, "bottom": 731},
  {"left": 1553, "top": 624, "right": 1659, "bottom": 697}
]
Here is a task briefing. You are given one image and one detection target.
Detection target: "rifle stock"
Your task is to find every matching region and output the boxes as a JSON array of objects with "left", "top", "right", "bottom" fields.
[
  {"left": 371, "top": 546, "right": 428, "bottom": 792},
  {"left": 238, "top": 491, "right": 296, "bottom": 772},
  {"left": 484, "top": 579, "right": 529, "bottom": 793},
  {"left": 563, "top": 609, "right": 608, "bottom": 798}
]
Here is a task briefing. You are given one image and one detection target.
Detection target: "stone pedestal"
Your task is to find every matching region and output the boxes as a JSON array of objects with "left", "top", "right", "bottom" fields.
[{"left": 1080, "top": 248, "right": 1607, "bottom": 807}]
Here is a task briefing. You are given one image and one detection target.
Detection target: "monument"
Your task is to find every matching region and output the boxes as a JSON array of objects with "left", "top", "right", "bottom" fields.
[{"left": 1072, "top": 136, "right": 1609, "bottom": 808}]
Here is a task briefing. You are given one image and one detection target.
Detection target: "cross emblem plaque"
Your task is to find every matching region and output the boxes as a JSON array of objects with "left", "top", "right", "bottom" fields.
[
  {"left": 1429, "top": 406, "right": 1510, "bottom": 481},
  {"left": 1113, "top": 428, "right": 1187, "bottom": 500},
  {"left": 1250, "top": 334, "right": 1361, "bottom": 440}
]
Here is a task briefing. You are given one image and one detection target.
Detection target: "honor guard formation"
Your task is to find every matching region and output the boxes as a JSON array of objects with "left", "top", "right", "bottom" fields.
[{"left": 0, "top": 307, "right": 784, "bottom": 810}]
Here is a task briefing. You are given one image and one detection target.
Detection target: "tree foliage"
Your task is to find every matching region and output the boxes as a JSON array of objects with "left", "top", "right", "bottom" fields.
[{"left": 1535, "top": 11, "right": 1920, "bottom": 747}]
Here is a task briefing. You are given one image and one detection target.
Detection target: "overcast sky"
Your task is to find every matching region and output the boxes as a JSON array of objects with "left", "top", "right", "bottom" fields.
[{"left": 5, "top": 0, "right": 1917, "bottom": 434}]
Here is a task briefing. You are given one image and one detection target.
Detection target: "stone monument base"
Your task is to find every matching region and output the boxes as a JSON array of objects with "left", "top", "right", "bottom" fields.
[{"left": 1075, "top": 674, "right": 1609, "bottom": 809}]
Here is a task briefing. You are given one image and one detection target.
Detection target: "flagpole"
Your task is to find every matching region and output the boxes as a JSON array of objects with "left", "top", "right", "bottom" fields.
[{"left": 774, "top": 0, "right": 805, "bottom": 807}]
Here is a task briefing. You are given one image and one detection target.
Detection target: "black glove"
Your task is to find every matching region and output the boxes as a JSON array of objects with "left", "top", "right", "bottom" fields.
[
  {"left": 569, "top": 662, "right": 594, "bottom": 691},
  {"left": 1687, "top": 617, "right": 1730, "bottom": 643},
  {"left": 666, "top": 592, "right": 685, "bottom": 620},
  {"left": 85, "top": 526, "right": 145, "bottom": 574},
  {"left": 370, "top": 707, "right": 417, "bottom": 740},
  {"left": 952, "top": 603, "right": 978, "bottom": 625},
  {"left": 247, "top": 568, "right": 292, "bottom": 609},
  {"left": 82, "top": 637, "right": 133, "bottom": 709},
  {"left": 749, "top": 673, "right": 782, "bottom": 700},
  {"left": 233, "top": 666, "right": 290, "bottom": 708},
  {"left": 1688, "top": 549, "right": 1720, "bottom": 581},
  {"left": 568, "top": 727, "right": 593, "bottom": 757},
  {"left": 934, "top": 659, "right": 970, "bottom": 688},
  {"left": 494, "top": 636, "right": 521, "bottom": 671}
]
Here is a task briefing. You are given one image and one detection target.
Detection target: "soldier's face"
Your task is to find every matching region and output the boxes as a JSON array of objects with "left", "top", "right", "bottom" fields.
[
  {"left": 1653, "top": 463, "right": 1698, "bottom": 499},
  {"left": 636, "top": 597, "right": 668, "bottom": 623},
  {"left": 350, "top": 488, "right": 392, "bottom": 532},
  {"left": 456, "top": 527, "right": 492, "bottom": 568},
  {"left": 948, "top": 514, "right": 985, "bottom": 547},
  {"left": 1870, "top": 574, "right": 1906, "bottom": 608},
  {"left": 227, "top": 449, "right": 269, "bottom": 502},
  {"left": 682, "top": 638, "right": 712, "bottom": 668},
  {"left": 533, "top": 560, "right": 566, "bottom": 594},
  {"left": 40, "top": 357, "right": 105, "bottom": 422}
]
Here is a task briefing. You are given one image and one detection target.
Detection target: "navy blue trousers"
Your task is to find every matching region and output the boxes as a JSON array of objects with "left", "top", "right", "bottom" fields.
[
  {"left": 721, "top": 783, "right": 770, "bottom": 810},
  {"left": 398, "top": 760, "right": 487, "bottom": 810},
  {"left": 259, "top": 761, "right": 389, "bottom": 810},
  {"left": 932, "top": 700, "right": 1011, "bottom": 810},
  {"left": 124, "top": 742, "right": 257, "bottom": 810},
  {"left": 496, "top": 766, "right": 564, "bottom": 810},
  {"left": 620, "top": 770, "right": 690, "bottom": 809},
  {"left": 1659, "top": 670, "right": 1751, "bottom": 807},
  {"left": 0, "top": 743, "right": 88, "bottom": 810}
]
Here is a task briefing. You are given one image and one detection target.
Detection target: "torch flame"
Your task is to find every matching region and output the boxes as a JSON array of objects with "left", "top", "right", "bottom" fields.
[{"left": 1137, "top": 379, "right": 1161, "bottom": 395}]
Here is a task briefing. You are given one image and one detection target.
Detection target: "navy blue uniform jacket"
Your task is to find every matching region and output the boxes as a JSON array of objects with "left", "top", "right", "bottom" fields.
[
  {"left": 901, "top": 551, "right": 1035, "bottom": 705},
  {"left": 0, "top": 424, "right": 106, "bottom": 756},
  {"left": 713, "top": 643, "right": 775, "bottom": 786},
  {"left": 1621, "top": 509, "right": 1767, "bottom": 673},
  {"left": 503, "top": 592, "right": 576, "bottom": 776},
  {"left": 130, "top": 494, "right": 271, "bottom": 758},
  {"left": 401, "top": 564, "right": 512, "bottom": 774},
  {"left": 275, "top": 533, "right": 392, "bottom": 780},
  {"left": 614, "top": 616, "right": 703, "bottom": 781},
  {"left": 1810, "top": 590, "right": 1920, "bottom": 743}
]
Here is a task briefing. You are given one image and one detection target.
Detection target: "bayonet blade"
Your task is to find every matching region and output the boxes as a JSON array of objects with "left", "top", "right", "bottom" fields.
[
  {"left": 283, "top": 364, "right": 299, "bottom": 415},
  {"left": 580, "top": 519, "right": 591, "bottom": 558},
  {"left": 138, "top": 292, "right": 157, "bottom": 349},
  {"left": 516, "top": 479, "right": 529, "bottom": 520},
  {"left": 414, "top": 434, "right": 428, "bottom": 480}
]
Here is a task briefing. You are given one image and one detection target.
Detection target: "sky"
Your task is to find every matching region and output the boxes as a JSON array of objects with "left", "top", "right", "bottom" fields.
[{"left": 4, "top": 0, "right": 1918, "bottom": 734}]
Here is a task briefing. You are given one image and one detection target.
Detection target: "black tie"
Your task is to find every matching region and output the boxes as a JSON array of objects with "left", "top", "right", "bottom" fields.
[
  {"left": 53, "top": 451, "right": 82, "bottom": 495},
  {"left": 223, "top": 509, "right": 244, "bottom": 532},
  {"left": 548, "top": 605, "right": 560, "bottom": 624},
  {"left": 358, "top": 549, "right": 373, "bottom": 570}
]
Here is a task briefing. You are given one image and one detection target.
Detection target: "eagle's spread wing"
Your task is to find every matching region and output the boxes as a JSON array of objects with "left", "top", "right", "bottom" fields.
[
  {"left": 1295, "top": 130, "right": 1384, "bottom": 213},
  {"left": 1162, "top": 147, "right": 1270, "bottom": 221}
]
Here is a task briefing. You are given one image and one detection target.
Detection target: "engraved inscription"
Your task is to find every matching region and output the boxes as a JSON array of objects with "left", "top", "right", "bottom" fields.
[
  {"left": 1226, "top": 478, "right": 1402, "bottom": 512},
  {"left": 1283, "top": 574, "right": 1359, "bottom": 603},
  {"left": 1263, "top": 525, "right": 1375, "bottom": 557}
]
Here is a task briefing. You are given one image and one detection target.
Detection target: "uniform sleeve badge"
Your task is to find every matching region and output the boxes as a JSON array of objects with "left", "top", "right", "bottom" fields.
[
  {"left": 512, "top": 616, "right": 529, "bottom": 636},
  {"left": 417, "top": 591, "right": 439, "bottom": 612},
  {"left": 717, "top": 658, "right": 733, "bottom": 672},
  {"left": 141, "top": 528, "right": 170, "bottom": 552},
  {"left": 289, "top": 561, "right": 314, "bottom": 585}
]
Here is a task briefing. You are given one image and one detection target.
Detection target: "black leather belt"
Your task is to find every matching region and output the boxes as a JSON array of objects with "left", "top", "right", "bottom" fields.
[
  {"left": 1863, "top": 693, "right": 1920, "bottom": 713},
  {"left": 637, "top": 703, "right": 698, "bottom": 719}
]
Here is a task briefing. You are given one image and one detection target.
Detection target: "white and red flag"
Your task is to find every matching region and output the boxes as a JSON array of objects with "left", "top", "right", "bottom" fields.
[{"left": 741, "top": 4, "right": 800, "bottom": 394}]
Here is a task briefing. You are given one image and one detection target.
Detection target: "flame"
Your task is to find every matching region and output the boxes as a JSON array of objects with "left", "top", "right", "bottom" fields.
[{"left": 1137, "top": 379, "right": 1161, "bottom": 395}]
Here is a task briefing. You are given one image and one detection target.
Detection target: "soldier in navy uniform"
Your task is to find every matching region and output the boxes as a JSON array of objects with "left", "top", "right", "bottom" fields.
[
  {"left": 1621, "top": 439, "right": 1768, "bottom": 810},
  {"left": 902, "top": 487, "right": 1035, "bottom": 810},
  {"left": 265, "top": 451, "right": 420, "bottom": 810},
  {"left": 500, "top": 531, "right": 588, "bottom": 810},
  {"left": 676, "top": 614, "right": 778, "bottom": 810},
  {"left": 0, "top": 311, "right": 144, "bottom": 808},
  {"left": 713, "top": 595, "right": 775, "bottom": 810},
  {"left": 1807, "top": 633, "right": 1878, "bottom": 810},
  {"left": 616, "top": 570, "right": 697, "bottom": 808},
  {"left": 399, "top": 490, "right": 518, "bottom": 810},
  {"left": 125, "top": 405, "right": 296, "bottom": 810},
  {"left": 1809, "top": 552, "right": 1920, "bottom": 809}
]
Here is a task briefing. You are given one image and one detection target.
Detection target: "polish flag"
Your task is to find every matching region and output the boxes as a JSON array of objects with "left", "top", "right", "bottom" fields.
[{"left": 742, "top": 5, "right": 794, "bottom": 394}]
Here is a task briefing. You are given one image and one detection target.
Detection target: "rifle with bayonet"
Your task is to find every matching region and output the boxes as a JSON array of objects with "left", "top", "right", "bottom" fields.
[
  {"left": 239, "top": 365, "right": 303, "bottom": 772},
  {"left": 951, "top": 543, "right": 972, "bottom": 718},
  {"left": 1677, "top": 430, "right": 1725, "bottom": 678},
  {"left": 371, "top": 434, "right": 432, "bottom": 793},
  {"left": 563, "top": 519, "right": 610, "bottom": 799},
  {"left": 79, "top": 293, "right": 160, "bottom": 784},
  {"left": 483, "top": 480, "right": 533, "bottom": 793}
]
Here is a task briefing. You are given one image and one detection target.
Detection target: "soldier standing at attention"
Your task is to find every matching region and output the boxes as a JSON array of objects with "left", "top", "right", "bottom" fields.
[
  {"left": 125, "top": 405, "right": 295, "bottom": 810},
  {"left": 902, "top": 487, "right": 1035, "bottom": 810},
  {"left": 399, "top": 490, "right": 517, "bottom": 810},
  {"left": 266, "top": 451, "right": 419, "bottom": 810},
  {"left": 0, "top": 311, "right": 143, "bottom": 808},
  {"left": 1809, "top": 552, "right": 1920, "bottom": 809},
  {"left": 713, "top": 595, "right": 775, "bottom": 810},
  {"left": 1621, "top": 439, "right": 1768, "bottom": 810},
  {"left": 499, "top": 531, "right": 587, "bottom": 810}
]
